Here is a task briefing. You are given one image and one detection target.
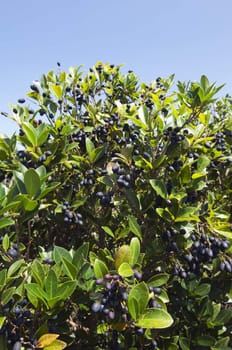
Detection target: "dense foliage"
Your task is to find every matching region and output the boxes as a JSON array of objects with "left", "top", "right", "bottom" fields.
[{"left": 0, "top": 62, "right": 231, "bottom": 350}]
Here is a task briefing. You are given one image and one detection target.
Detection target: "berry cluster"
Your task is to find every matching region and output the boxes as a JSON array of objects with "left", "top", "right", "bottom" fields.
[
  {"left": 62, "top": 202, "right": 83, "bottom": 225},
  {"left": 1, "top": 298, "right": 35, "bottom": 350},
  {"left": 162, "top": 228, "right": 186, "bottom": 253},
  {"left": 96, "top": 191, "right": 114, "bottom": 207},
  {"left": 71, "top": 129, "right": 87, "bottom": 150},
  {"left": 167, "top": 159, "right": 184, "bottom": 172},
  {"left": 93, "top": 125, "right": 108, "bottom": 144},
  {"left": 214, "top": 131, "right": 227, "bottom": 152},
  {"left": 174, "top": 233, "right": 231, "bottom": 278},
  {"left": 91, "top": 274, "right": 129, "bottom": 324},
  {"left": 38, "top": 150, "right": 52, "bottom": 164},
  {"left": 112, "top": 165, "right": 131, "bottom": 189},
  {"left": 163, "top": 126, "right": 186, "bottom": 144},
  {"left": 17, "top": 150, "right": 35, "bottom": 168},
  {"left": 79, "top": 169, "right": 95, "bottom": 186}
]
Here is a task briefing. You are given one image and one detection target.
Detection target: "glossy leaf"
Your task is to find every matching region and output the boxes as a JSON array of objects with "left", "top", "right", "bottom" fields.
[
  {"left": 62, "top": 257, "right": 77, "bottom": 280},
  {"left": 115, "top": 245, "right": 131, "bottom": 270},
  {"left": 118, "top": 262, "right": 134, "bottom": 277},
  {"left": 24, "top": 168, "right": 41, "bottom": 198},
  {"left": 21, "top": 122, "right": 37, "bottom": 146},
  {"left": 135, "top": 308, "right": 174, "bottom": 329},
  {"left": 128, "top": 216, "right": 142, "bottom": 239},
  {"left": 0, "top": 218, "right": 14, "bottom": 230},
  {"left": 129, "top": 237, "right": 140, "bottom": 265},
  {"left": 51, "top": 84, "right": 62, "bottom": 99},
  {"left": 128, "top": 282, "right": 149, "bottom": 319},
  {"left": 37, "top": 333, "right": 59, "bottom": 348},
  {"left": 45, "top": 270, "right": 58, "bottom": 298},
  {"left": 44, "top": 339, "right": 67, "bottom": 350},
  {"left": 150, "top": 179, "right": 168, "bottom": 199},
  {"left": 93, "top": 259, "right": 108, "bottom": 278},
  {"left": 147, "top": 273, "right": 169, "bottom": 287}
]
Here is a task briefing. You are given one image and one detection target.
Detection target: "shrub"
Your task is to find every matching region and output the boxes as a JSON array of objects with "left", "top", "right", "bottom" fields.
[{"left": 0, "top": 62, "right": 231, "bottom": 349}]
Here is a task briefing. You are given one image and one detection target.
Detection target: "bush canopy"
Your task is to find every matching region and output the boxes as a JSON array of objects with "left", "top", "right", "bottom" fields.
[{"left": 0, "top": 62, "right": 231, "bottom": 350}]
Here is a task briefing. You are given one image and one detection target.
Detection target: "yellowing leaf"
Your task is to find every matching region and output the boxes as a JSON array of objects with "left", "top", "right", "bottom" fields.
[
  {"left": 37, "top": 334, "right": 59, "bottom": 348},
  {"left": 111, "top": 322, "right": 127, "bottom": 331},
  {"left": 44, "top": 339, "right": 67, "bottom": 350},
  {"left": 115, "top": 245, "right": 131, "bottom": 270},
  {"left": 51, "top": 84, "right": 62, "bottom": 99}
]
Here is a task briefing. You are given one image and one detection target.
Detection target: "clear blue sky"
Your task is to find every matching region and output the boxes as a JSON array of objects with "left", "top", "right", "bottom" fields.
[{"left": 1, "top": 0, "right": 232, "bottom": 135}]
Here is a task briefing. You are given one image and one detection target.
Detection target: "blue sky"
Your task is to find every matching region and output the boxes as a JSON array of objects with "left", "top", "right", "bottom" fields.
[{"left": 1, "top": 0, "right": 232, "bottom": 135}]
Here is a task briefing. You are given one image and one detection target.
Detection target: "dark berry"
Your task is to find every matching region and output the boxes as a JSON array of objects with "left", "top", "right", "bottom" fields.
[
  {"left": 30, "top": 84, "right": 39, "bottom": 93},
  {"left": 7, "top": 248, "right": 18, "bottom": 258},
  {"left": 18, "top": 98, "right": 25, "bottom": 104},
  {"left": 91, "top": 302, "right": 102, "bottom": 313}
]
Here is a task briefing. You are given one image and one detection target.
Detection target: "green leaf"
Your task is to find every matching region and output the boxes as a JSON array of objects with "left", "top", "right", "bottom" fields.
[
  {"left": 25, "top": 284, "right": 48, "bottom": 307},
  {"left": 200, "top": 75, "right": 210, "bottom": 92},
  {"left": 156, "top": 207, "right": 174, "bottom": 221},
  {"left": 102, "top": 226, "right": 114, "bottom": 238},
  {"left": 38, "top": 183, "right": 60, "bottom": 200},
  {"left": 53, "top": 246, "right": 71, "bottom": 264},
  {"left": 72, "top": 242, "right": 89, "bottom": 274},
  {"left": 56, "top": 281, "right": 77, "bottom": 300},
  {"left": 196, "top": 335, "right": 215, "bottom": 346},
  {"left": 22, "top": 122, "right": 37, "bottom": 146},
  {"left": 180, "top": 164, "right": 191, "bottom": 184},
  {"left": 24, "top": 168, "right": 41, "bottom": 198},
  {"left": 36, "top": 124, "right": 49, "bottom": 146},
  {"left": 36, "top": 165, "right": 47, "bottom": 180},
  {"left": 1, "top": 287, "right": 16, "bottom": 305},
  {"left": 128, "top": 282, "right": 149, "bottom": 319},
  {"left": 179, "top": 336, "right": 190, "bottom": 350},
  {"left": 147, "top": 273, "right": 170, "bottom": 287},
  {"left": 0, "top": 316, "right": 6, "bottom": 329},
  {"left": 118, "top": 262, "right": 134, "bottom": 277},
  {"left": 194, "top": 283, "right": 211, "bottom": 297},
  {"left": 0, "top": 218, "right": 14, "bottom": 230},
  {"left": 124, "top": 188, "right": 140, "bottom": 212},
  {"left": 138, "top": 105, "right": 149, "bottom": 128},
  {"left": 13, "top": 171, "right": 27, "bottom": 194},
  {"left": 85, "top": 137, "right": 95, "bottom": 158},
  {"left": 7, "top": 259, "right": 25, "bottom": 277},
  {"left": 129, "top": 237, "right": 140, "bottom": 265},
  {"left": 213, "top": 309, "right": 232, "bottom": 326},
  {"left": 93, "top": 259, "right": 108, "bottom": 279},
  {"left": 62, "top": 257, "right": 77, "bottom": 280},
  {"left": 90, "top": 145, "right": 106, "bottom": 163},
  {"left": 20, "top": 195, "right": 38, "bottom": 211},
  {"left": 0, "top": 270, "right": 6, "bottom": 291},
  {"left": 175, "top": 206, "right": 200, "bottom": 222},
  {"left": 2, "top": 234, "right": 10, "bottom": 251},
  {"left": 135, "top": 308, "right": 173, "bottom": 329},
  {"left": 150, "top": 179, "right": 168, "bottom": 199},
  {"left": 128, "top": 216, "right": 142, "bottom": 239},
  {"left": 197, "top": 155, "right": 210, "bottom": 172},
  {"left": 31, "top": 260, "right": 45, "bottom": 287},
  {"left": 153, "top": 155, "right": 167, "bottom": 169},
  {"left": 51, "top": 84, "right": 62, "bottom": 99},
  {"left": 214, "top": 336, "right": 230, "bottom": 348},
  {"left": 128, "top": 296, "right": 140, "bottom": 320},
  {"left": 45, "top": 270, "right": 57, "bottom": 298}
]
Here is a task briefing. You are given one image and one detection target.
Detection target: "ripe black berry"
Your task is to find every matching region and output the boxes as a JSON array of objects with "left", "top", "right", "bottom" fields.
[{"left": 30, "top": 84, "right": 39, "bottom": 93}]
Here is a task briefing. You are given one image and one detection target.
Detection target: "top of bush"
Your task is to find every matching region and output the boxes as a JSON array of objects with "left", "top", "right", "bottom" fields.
[{"left": 0, "top": 62, "right": 231, "bottom": 349}]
